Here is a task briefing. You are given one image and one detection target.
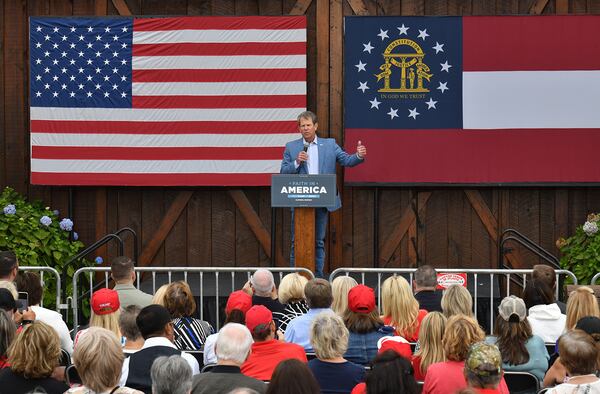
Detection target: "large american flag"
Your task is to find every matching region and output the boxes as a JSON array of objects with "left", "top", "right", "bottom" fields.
[
  {"left": 344, "top": 16, "right": 600, "bottom": 184},
  {"left": 29, "top": 16, "right": 306, "bottom": 186}
]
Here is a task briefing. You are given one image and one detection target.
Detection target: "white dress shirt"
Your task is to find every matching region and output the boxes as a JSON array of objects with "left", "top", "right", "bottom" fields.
[{"left": 295, "top": 136, "right": 319, "bottom": 174}]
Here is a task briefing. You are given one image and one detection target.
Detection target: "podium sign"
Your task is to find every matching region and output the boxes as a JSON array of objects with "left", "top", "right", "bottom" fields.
[{"left": 271, "top": 174, "right": 336, "bottom": 208}]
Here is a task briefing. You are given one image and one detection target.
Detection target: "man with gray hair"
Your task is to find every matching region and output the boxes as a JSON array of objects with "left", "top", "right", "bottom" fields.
[
  {"left": 413, "top": 265, "right": 443, "bottom": 312},
  {"left": 151, "top": 355, "right": 192, "bottom": 394},
  {"left": 191, "top": 323, "right": 266, "bottom": 394},
  {"left": 248, "top": 269, "right": 285, "bottom": 328}
]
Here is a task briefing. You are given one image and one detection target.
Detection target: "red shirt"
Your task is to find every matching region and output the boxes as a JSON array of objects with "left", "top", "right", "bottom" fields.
[
  {"left": 422, "top": 360, "right": 509, "bottom": 394},
  {"left": 412, "top": 355, "right": 425, "bottom": 381},
  {"left": 382, "top": 309, "right": 428, "bottom": 342},
  {"left": 241, "top": 339, "right": 307, "bottom": 381}
]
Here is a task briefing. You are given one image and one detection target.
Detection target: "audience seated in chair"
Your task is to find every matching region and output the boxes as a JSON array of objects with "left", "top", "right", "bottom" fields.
[
  {"left": 342, "top": 284, "right": 394, "bottom": 365},
  {"left": 414, "top": 265, "right": 444, "bottom": 313},
  {"left": 67, "top": 326, "right": 142, "bottom": 394},
  {"left": 191, "top": 323, "right": 266, "bottom": 394},
  {"left": 442, "top": 285, "right": 474, "bottom": 319},
  {"left": 0, "top": 310, "right": 15, "bottom": 368},
  {"left": 565, "top": 286, "right": 600, "bottom": 332},
  {"left": 462, "top": 342, "right": 505, "bottom": 394},
  {"left": 204, "top": 290, "right": 252, "bottom": 365},
  {"left": 276, "top": 273, "right": 309, "bottom": 334},
  {"left": 413, "top": 311, "right": 447, "bottom": 381},
  {"left": 120, "top": 304, "right": 200, "bottom": 393},
  {"left": 308, "top": 312, "right": 365, "bottom": 393},
  {"left": 532, "top": 265, "right": 566, "bottom": 314},
  {"left": 111, "top": 256, "right": 153, "bottom": 309},
  {"left": 266, "top": 359, "right": 320, "bottom": 394},
  {"left": 0, "top": 321, "right": 69, "bottom": 394},
  {"left": 351, "top": 349, "right": 418, "bottom": 394},
  {"left": 522, "top": 279, "right": 566, "bottom": 343},
  {"left": 422, "top": 314, "right": 510, "bottom": 394},
  {"left": 0, "top": 251, "right": 18, "bottom": 282},
  {"left": 151, "top": 355, "right": 193, "bottom": 394},
  {"left": 75, "top": 288, "right": 121, "bottom": 346},
  {"left": 285, "top": 278, "right": 334, "bottom": 352},
  {"left": 165, "top": 281, "right": 214, "bottom": 351},
  {"left": 381, "top": 274, "right": 428, "bottom": 342},
  {"left": 120, "top": 305, "right": 144, "bottom": 356},
  {"left": 485, "top": 296, "right": 549, "bottom": 382},
  {"left": 246, "top": 269, "right": 286, "bottom": 328},
  {"left": 241, "top": 305, "right": 306, "bottom": 381}
]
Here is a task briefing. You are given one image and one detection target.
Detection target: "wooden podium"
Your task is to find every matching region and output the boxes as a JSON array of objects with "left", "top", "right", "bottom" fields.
[{"left": 271, "top": 174, "right": 336, "bottom": 275}]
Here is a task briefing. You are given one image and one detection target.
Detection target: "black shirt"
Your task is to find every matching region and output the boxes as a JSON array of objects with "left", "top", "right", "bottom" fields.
[
  {"left": 414, "top": 290, "right": 443, "bottom": 313},
  {"left": 252, "top": 295, "right": 286, "bottom": 327},
  {"left": 0, "top": 368, "right": 69, "bottom": 394}
]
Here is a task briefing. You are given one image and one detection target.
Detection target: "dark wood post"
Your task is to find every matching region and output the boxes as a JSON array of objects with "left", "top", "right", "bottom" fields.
[{"left": 294, "top": 207, "right": 315, "bottom": 273}]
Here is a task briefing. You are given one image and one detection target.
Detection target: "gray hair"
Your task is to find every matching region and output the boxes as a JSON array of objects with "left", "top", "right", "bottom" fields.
[
  {"left": 414, "top": 265, "right": 437, "bottom": 288},
  {"left": 151, "top": 355, "right": 192, "bottom": 394},
  {"left": 297, "top": 111, "right": 317, "bottom": 124},
  {"left": 310, "top": 312, "right": 349, "bottom": 359},
  {"left": 216, "top": 323, "right": 253, "bottom": 365},
  {"left": 227, "top": 389, "right": 261, "bottom": 394},
  {"left": 250, "top": 269, "right": 274, "bottom": 297},
  {"left": 119, "top": 305, "right": 142, "bottom": 341}
]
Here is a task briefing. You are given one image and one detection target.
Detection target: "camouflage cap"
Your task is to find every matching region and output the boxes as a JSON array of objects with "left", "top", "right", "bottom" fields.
[{"left": 465, "top": 342, "right": 502, "bottom": 377}]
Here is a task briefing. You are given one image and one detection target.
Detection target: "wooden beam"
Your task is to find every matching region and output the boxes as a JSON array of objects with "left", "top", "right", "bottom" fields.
[
  {"left": 464, "top": 190, "right": 498, "bottom": 242},
  {"left": 111, "top": 0, "right": 132, "bottom": 15},
  {"left": 139, "top": 191, "right": 193, "bottom": 267},
  {"left": 530, "top": 0, "right": 549, "bottom": 14},
  {"left": 556, "top": 0, "right": 568, "bottom": 14},
  {"left": 294, "top": 208, "right": 316, "bottom": 273},
  {"left": 379, "top": 192, "right": 431, "bottom": 266},
  {"left": 288, "top": 0, "right": 313, "bottom": 15},
  {"left": 346, "top": 0, "right": 370, "bottom": 15},
  {"left": 228, "top": 189, "right": 285, "bottom": 265},
  {"left": 95, "top": 0, "right": 107, "bottom": 15},
  {"left": 95, "top": 188, "right": 107, "bottom": 259}
]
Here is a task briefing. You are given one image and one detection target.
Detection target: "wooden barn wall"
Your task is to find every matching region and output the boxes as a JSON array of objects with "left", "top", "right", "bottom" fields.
[{"left": 3, "top": 0, "right": 600, "bottom": 273}]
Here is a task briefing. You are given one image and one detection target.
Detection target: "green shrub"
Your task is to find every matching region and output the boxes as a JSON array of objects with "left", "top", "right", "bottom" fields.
[{"left": 558, "top": 213, "right": 600, "bottom": 285}]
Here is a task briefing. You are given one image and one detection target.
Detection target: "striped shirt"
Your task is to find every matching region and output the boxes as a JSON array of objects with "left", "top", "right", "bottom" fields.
[
  {"left": 172, "top": 317, "right": 213, "bottom": 351},
  {"left": 278, "top": 300, "right": 309, "bottom": 334}
]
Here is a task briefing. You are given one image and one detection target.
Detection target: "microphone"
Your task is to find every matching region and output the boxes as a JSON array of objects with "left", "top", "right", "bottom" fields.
[{"left": 303, "top": 141, "right": 309, "bottom": 152}]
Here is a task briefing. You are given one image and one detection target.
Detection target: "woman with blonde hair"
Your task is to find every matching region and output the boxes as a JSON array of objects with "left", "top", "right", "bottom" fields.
[
  {"left": 152, "top": 284, "right": 169, "bottom": 306},
  {"left": 381, "top": 275, "right": 427, "bottom": 341},
  {"left": 331, "top": 276, "right": 358, "bottom": 316},
  {"left": 412, "top": 311, "right": 446, "bottom": 381},
  {"left": 422, "top": 314, "right": 509, "bottom": 394},
  {"left": 277, "top": 273, "right": 309, "bottom": 333},
  {"left": 441, "top": 285, "right": 474, "bottom": 318},
  {"left": 67, "top": 327, "right": 142, "bottom": 393},
  {"left": 75, "top": 288, "right": 121, "bottom": 346},
  {"left": 0, "top": 321, "right": 68, "bottom": 393},
  {"left": 565, "top": 286, "right": 600, "bottom": 331},
  {"left": 164, "top": 281, "right": 213, "bottom": 350}
]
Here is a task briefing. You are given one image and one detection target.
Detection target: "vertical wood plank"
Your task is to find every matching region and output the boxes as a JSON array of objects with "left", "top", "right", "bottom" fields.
[
  {"left": 448, "top": 190, "right": 472, "bottom": 267},
  {"left": 187, "top": 190, "right": 212, "bottom": 266},
  {"left": 352, "top": 188, "right": 374, "bottom": 267},
  {"left": 232, "top": 189, "right": 261, "bottom": 267},
  {"left": 188, "top": 0, "right": 212, "bottom": 15},
  {"left": 141, "top": 189, "right": 164, "bottom": 266},
  {"left": 164, "top": 190, "right": 189, "bottom": 266},
  {"left": 119, "top": 188, "right": 142, "bottom": 259},
  {"left": 539, "top": 189, "right": 556, "bottom": 256},
  {"left": 259, "top": 0, "right": 283, "bottom": 14},
  {"left": 95, "top": 0, "right": 108, "bottom": 15},
  {"left": 212, "top": 190, "right": 236, "bottom": 266},
  {"left": 423, "top": 190, "right": 448, "bottom": 267}
]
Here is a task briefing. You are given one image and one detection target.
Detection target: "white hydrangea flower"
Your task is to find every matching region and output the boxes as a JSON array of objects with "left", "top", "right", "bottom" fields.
[{"left": 583, "top": 221, "right": 598, "bottom": 236}]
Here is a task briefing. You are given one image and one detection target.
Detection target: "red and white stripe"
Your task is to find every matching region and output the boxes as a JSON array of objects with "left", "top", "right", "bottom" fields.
[{"left": 31, "top": 16, "right": 306, "bottom": 186}]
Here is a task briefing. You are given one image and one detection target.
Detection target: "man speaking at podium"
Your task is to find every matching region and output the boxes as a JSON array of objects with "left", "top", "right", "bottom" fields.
[{"left": 280, "top": 111, "right": 367, "bottom": 278}]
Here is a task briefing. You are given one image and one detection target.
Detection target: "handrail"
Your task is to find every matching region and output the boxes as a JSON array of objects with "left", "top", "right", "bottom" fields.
[
  {"left": 592, "top": 273, "right": 600, "bottom": 285},
  {"left": 112, "top": 227, "right": 139, "bottom": 263},
  {"left": 498, "top": 228, "right": 560, "bottom": 269},
  {"left": 66, "top": 233, "right": 124, "bottom": 265}
]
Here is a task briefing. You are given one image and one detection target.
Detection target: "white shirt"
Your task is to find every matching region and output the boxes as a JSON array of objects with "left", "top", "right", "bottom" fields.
[
  {"left": 203, "top": 333, "right": 218, "bottom": 365},
  {"left": 31, "top": 305, "right": 74, "bottom": 354},
  {"left": 119, "top": 336, "right": 200, "bottom": 386},
  {"left": 294, "top": 136, "right": 319, "bottom": 174}
]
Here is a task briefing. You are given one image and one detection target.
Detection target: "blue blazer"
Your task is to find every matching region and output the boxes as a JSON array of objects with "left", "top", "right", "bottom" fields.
[{"left": 280, "top": 137, "right": 364, "bottom": 211}]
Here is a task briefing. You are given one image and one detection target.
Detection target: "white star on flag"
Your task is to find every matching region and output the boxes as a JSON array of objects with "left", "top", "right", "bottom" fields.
[
  {"left": 369, "top": 98, "right": 381, "bottom": 109},
  {"left": 355, "top": 61, "right": 367, "bottom": 72},
  {"left": 418, "top": 29, "right": 429, "bottom": 40},
  {"left": 408, "top": 108, "right": 420, "bottom": 119},
  {"left": 437, "top": 82, "right": 449, "bottom": 93},
  {"left": 358, "top": 81, "right": 369, "bottom": 93},
  {"left": 441, "top": 61, "right": 452, "bottom": 72},
  {"left": 397, "top": 24, "right": 409, "bottom": 35},
  {"left": 432, "top": 42, "right": 444, "bottom": 53},
  {"left": 426, "top": 98, "right": 437, "bottom": 109},
  {"left": 363, "top": 42, "right": 374, "bottom": 53},
  {"left": 377, "top": 29, "right": 389, "bottom": 41},
  {"left": 387, "top": 108, "right": 398, "bottom": 119}
]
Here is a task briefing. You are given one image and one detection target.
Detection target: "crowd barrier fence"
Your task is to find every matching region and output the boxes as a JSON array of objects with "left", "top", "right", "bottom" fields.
[
  {"left": 329, "top": 267, "right": 577, "bottom": 334},
  {"left": 18, "top": 266, "right": 62, "bottom": 311},
  {"left": 591, "top": 273, "right": 600, "bottom": 285},
  {"left": 72, "top": 266, "right": 314, "bottom": 336}
]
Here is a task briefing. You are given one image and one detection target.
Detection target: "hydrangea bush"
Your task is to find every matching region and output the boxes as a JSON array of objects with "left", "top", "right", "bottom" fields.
[
  {"left": 0, "top": 187, "right": 92, "bottom": 308},
  {"left": 557, "top": 213, "right": 600, "bottom": 284}
]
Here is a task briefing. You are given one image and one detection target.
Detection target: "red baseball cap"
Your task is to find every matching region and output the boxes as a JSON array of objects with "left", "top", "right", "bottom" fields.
[
  {"left": 226, "top": 290, "right": 252, "bottom": 315},
  {"left": 348, "top": 284, "right": 376, "bottom": 314},
  {"left": 245, "top": 305, "right": 273, "bottom": 333},
  {"left": 91, "top": 288, "right": 120, "bottom": 315},
  {"left": 378, "top": 336, "right": 412, "bottom": 359}
]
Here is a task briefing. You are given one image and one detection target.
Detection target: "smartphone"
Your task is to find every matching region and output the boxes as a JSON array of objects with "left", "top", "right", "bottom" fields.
[{"left": 16, "top": 292, "right": 28, "bottom": 312}]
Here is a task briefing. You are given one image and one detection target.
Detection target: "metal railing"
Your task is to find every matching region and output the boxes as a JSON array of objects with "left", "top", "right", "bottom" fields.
[
  {"left": 329, "top": 267, "right": 577, "bottom": 334},
  {"left": 72, "top": 266, "right": 314, "bottom": 335},
  {"left": 18, "top": 266, "right": 62, "bottom": 311},
  {"left": 591, "top": 273, "right": 600, "bottom": 285}
]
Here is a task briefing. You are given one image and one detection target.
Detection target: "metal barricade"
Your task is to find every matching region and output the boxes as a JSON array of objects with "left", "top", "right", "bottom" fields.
[
  {"left": 592, "top": 273, "right": 600, "bottom": 285},
  {"left": 329, "top": 267, "right": 577, "bottom": 334},
  {"left": 18, "top": 266, "right": 62, "bottom": 311},
  {"left": 72, "top": 266, "right": 314, "bottom": 336}
]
